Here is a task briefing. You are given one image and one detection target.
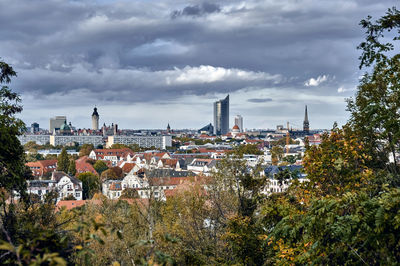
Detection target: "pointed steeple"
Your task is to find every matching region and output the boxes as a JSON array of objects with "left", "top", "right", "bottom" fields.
[{"left": 303, "top": 105, "right": 309, "bottom": 132}]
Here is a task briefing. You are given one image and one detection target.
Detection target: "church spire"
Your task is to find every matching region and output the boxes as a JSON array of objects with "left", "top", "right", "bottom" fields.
[{"left": 303, "top": 105, "right": 309, "bottom": 132}]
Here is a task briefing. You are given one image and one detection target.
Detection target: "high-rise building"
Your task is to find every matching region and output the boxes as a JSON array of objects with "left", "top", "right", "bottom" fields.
[
  {"left": 234, "top": 115, "right": 243, "bottom": 132},
  {"left": 303, "top": 105, "right": 309, "bottom": 132},
  {"left": 213, "top": 95, "right": 229, "bottom": 135},
  {"left": 92, "top": 107, "right": 99, "bottom": 130},
  {"left": 49, "top": 116, "right": 67, "bottom": 133},
  {"left": 31, "top": 122, "right": 40, "bottom": 133}
]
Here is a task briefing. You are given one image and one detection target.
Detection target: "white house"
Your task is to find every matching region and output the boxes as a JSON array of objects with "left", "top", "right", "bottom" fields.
[
  {"left": 51, "top": 171, "right": 83, "bottom": 201},
  {"left": 187, "top": 159, "right": 217, "bottom": 176},
  {"left": 27, "top": 171, "right": 83, "bottom": 201}
]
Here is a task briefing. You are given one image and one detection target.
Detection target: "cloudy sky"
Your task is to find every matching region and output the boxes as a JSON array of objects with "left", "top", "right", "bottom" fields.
[{"left": 0, "top": 0, "right": 397, "bottom": 130}]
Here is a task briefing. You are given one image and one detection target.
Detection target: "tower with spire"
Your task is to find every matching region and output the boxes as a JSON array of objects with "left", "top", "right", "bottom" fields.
[
  {"left": 92, "top": 107, "right": 99, "bottom": 130},
  {"left": 303, "top": 105, "right": 309, "bottom": 133},
  {"left": 167, "top": 123, "right": 171, "bottom": 134}
]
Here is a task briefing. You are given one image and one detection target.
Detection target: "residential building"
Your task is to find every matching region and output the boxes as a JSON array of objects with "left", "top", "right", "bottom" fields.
[
  {"left": 27, "top": 180, "right": 57, "bottom": 201},
  {"left": 102, "top": 180, "right": 123, "bottom": 199},
  {"left": 18, "top": 134, "right": 51, "bottom": 145},
  {"left": 49, "top": 135, "right": 104, "bottom": 146},
  {"left": 106, "top": 135, "right": 172, "bottom": 149},
  {"left": 26, "top": 171, "right": 83, "bottom": 201},
  {"left": 89, "top": 148, "right": 134, "bottom": 166},
  {"left": 36, "top": 149, "right": 79, "bottom": 157},
  {"left": 75, "top": 156, "right": 98, "bottom": 176},
  {"left": 213, "top": 95, "right": 229, "bottom": 135},
  {"left": 51, "top": 171, "right": 83, "bottom": 201},
  {"left": 262, "top": 165, "right": 308, "bottom": 195},
  {"left": 26, "top": 159, "right": 58, "bottom": 178},
  {"left": 187, "top": 158, "right": 217, "bottom": 175}
]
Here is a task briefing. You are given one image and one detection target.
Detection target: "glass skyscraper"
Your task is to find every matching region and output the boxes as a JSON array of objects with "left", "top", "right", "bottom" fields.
[{"left": 213, "top": 95, "right": 229, "bottom": 135}]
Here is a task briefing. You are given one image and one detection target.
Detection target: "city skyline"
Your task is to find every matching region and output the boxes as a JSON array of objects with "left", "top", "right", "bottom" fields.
[{"left": 1, "top": 0, "right": 396, "bottom": 129}]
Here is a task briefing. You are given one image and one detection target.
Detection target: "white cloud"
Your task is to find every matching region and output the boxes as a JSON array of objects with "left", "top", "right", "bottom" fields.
[
  {"left": 337, "top": 86, "right": 355, "bottom": 93},
  {"left": 304, "top": 75, "right": 328, "bottom": 87},
  {"left": 168, "top": 65, "right": 282, "bottom": 85}
]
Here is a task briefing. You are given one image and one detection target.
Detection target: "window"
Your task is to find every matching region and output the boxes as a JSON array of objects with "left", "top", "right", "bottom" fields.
[{"left": 75, "top": 193, "right": 80, "bottom": 198}]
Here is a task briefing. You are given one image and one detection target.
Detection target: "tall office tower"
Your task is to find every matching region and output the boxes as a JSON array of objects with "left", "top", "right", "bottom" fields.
[
  {"left": 234, "top": 115, "right": 243, "bottom": 132},
  {"left": 31, "top": 122, "right": 40, "bottom": 133},
  {"left": 213, "top": 95, "right": 229, "bottom": 135},
  {"left": 49, "top": 116, "right": 67, "bottom": 132},
  {"left": 303, "top": 105, "right": 310, "bottom": 132},
  {"left": 92, "top": 107, "right": 99, "bottom": 130}
]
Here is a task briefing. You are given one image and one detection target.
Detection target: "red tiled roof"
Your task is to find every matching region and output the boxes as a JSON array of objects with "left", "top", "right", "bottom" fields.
[
  {"left": 26, "top": 160, "right": 58, "bottom": 177},
  {"left": 121, "top": 162, "right": 136, "bottom": 173},
  {"left": 56, "top": 200, "right": 86, "bottom": 210},
  {"left": 75, "top": 159, "right": 98, "bottom": 175},
  {"left": 160, "top": 158, "right": 178, "bottom": 167},
  {"left": 92, "top": 148, "right": 134, "bottom": 160}
]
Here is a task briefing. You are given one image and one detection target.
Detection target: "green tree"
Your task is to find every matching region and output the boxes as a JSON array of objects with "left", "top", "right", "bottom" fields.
[
  {"left": 25, "top": 152, "right": 44, "bottom": 162},
  {"left": 120, "top": 188, "right": 139, "bottom": 199},
  {"left": 77, "top": 172, "right": 100, "bottom": 199},
  {"left": 210, "top": 156, "right": 267, "bottom": 264},
  {"left": 93, "top": 160, "right": 108, "bottom": 175},
  {"left": 110, "top": 143, "right": 129, "bottom": 149},
  {"left": 79, "top": 144, "right": 94, "bottom": 157},
  {"left": 271, "top": 146, "right": 284, "bottom": 165},
  {"left": 68, "top": 158, "right": 76, "bottom": 176},
  {"left": 0, "top": 62, "right": 29, "bottom": 196},
  {"left": 57, "top": 148, "right": 69, "bottom": 173},
  {"left": 347, "top": 7, "right": 400, "bottom": 174},
  {"left": 282, "top": 155, "right": 296, "bottom": 164},
  {"left": 0, "top": 60, "right": 68, "bottom": 265},
  {"left": 231, "top": 144, "right": 263, "bottom": 156},
  {"left": 100, "top": 168, "right": 119, "bottom": 181}
]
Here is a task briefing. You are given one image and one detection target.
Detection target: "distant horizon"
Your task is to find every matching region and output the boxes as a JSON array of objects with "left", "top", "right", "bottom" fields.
[{"left": 3, "top": 0, "right": 394, "bottom": 130}]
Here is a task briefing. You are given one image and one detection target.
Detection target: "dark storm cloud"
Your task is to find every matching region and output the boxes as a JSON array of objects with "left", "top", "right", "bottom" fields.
[
  {"left": 247, "top": 98, "right": 273, "bottom": 103},
  {"left": 0, "top": 0, "right": 398, "bottom": 128},
  {"left": 171, "top": 2, "right": 221, "bottom": 19}
]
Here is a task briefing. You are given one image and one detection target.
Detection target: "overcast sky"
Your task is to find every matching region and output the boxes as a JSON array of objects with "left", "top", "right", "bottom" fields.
[{"left": 0, "top": 0, "right": 397, "bottom": 130}]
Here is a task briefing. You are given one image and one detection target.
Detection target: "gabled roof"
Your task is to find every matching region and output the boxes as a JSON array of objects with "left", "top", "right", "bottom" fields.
[
  {"left": 145, "top": 168, "right": 195, "bottom": 178},
  {"left": 52, "top": 171, "right": 82, "bottom": 187},
  {"left": 121, "top": 162, "right": 137, "bottom": 173},
  {"left": 92, "top": 148, "right": 134, "bottom": 159},
  {"left": 75, "top": 160, "right": 98, "bottom": 175}
]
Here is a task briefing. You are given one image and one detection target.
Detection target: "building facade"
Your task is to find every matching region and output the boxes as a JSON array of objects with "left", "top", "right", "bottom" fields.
[
  {"left": 213, "top": 95, "right": 229, "bottom": 135},
  {"left": 31, "top": 122, "right": 40, "bottom": 133},
  {"left": 234, "top": 115, "right": 243, "bottom": 132},
  {"left": 106, "top": 135, "right": 172, "bottom": 149},
  {"left": 49, "top": 116, "right": 67, "bottom": 132},
  {"left": 49, "top": 135, "right": 104, "bottom": 147},
  {"left": 92, "top": 107, "right": 99, "bottom": 130},
  {"left": 18, "top": 134, "right": 51, "bottom": 145}
]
